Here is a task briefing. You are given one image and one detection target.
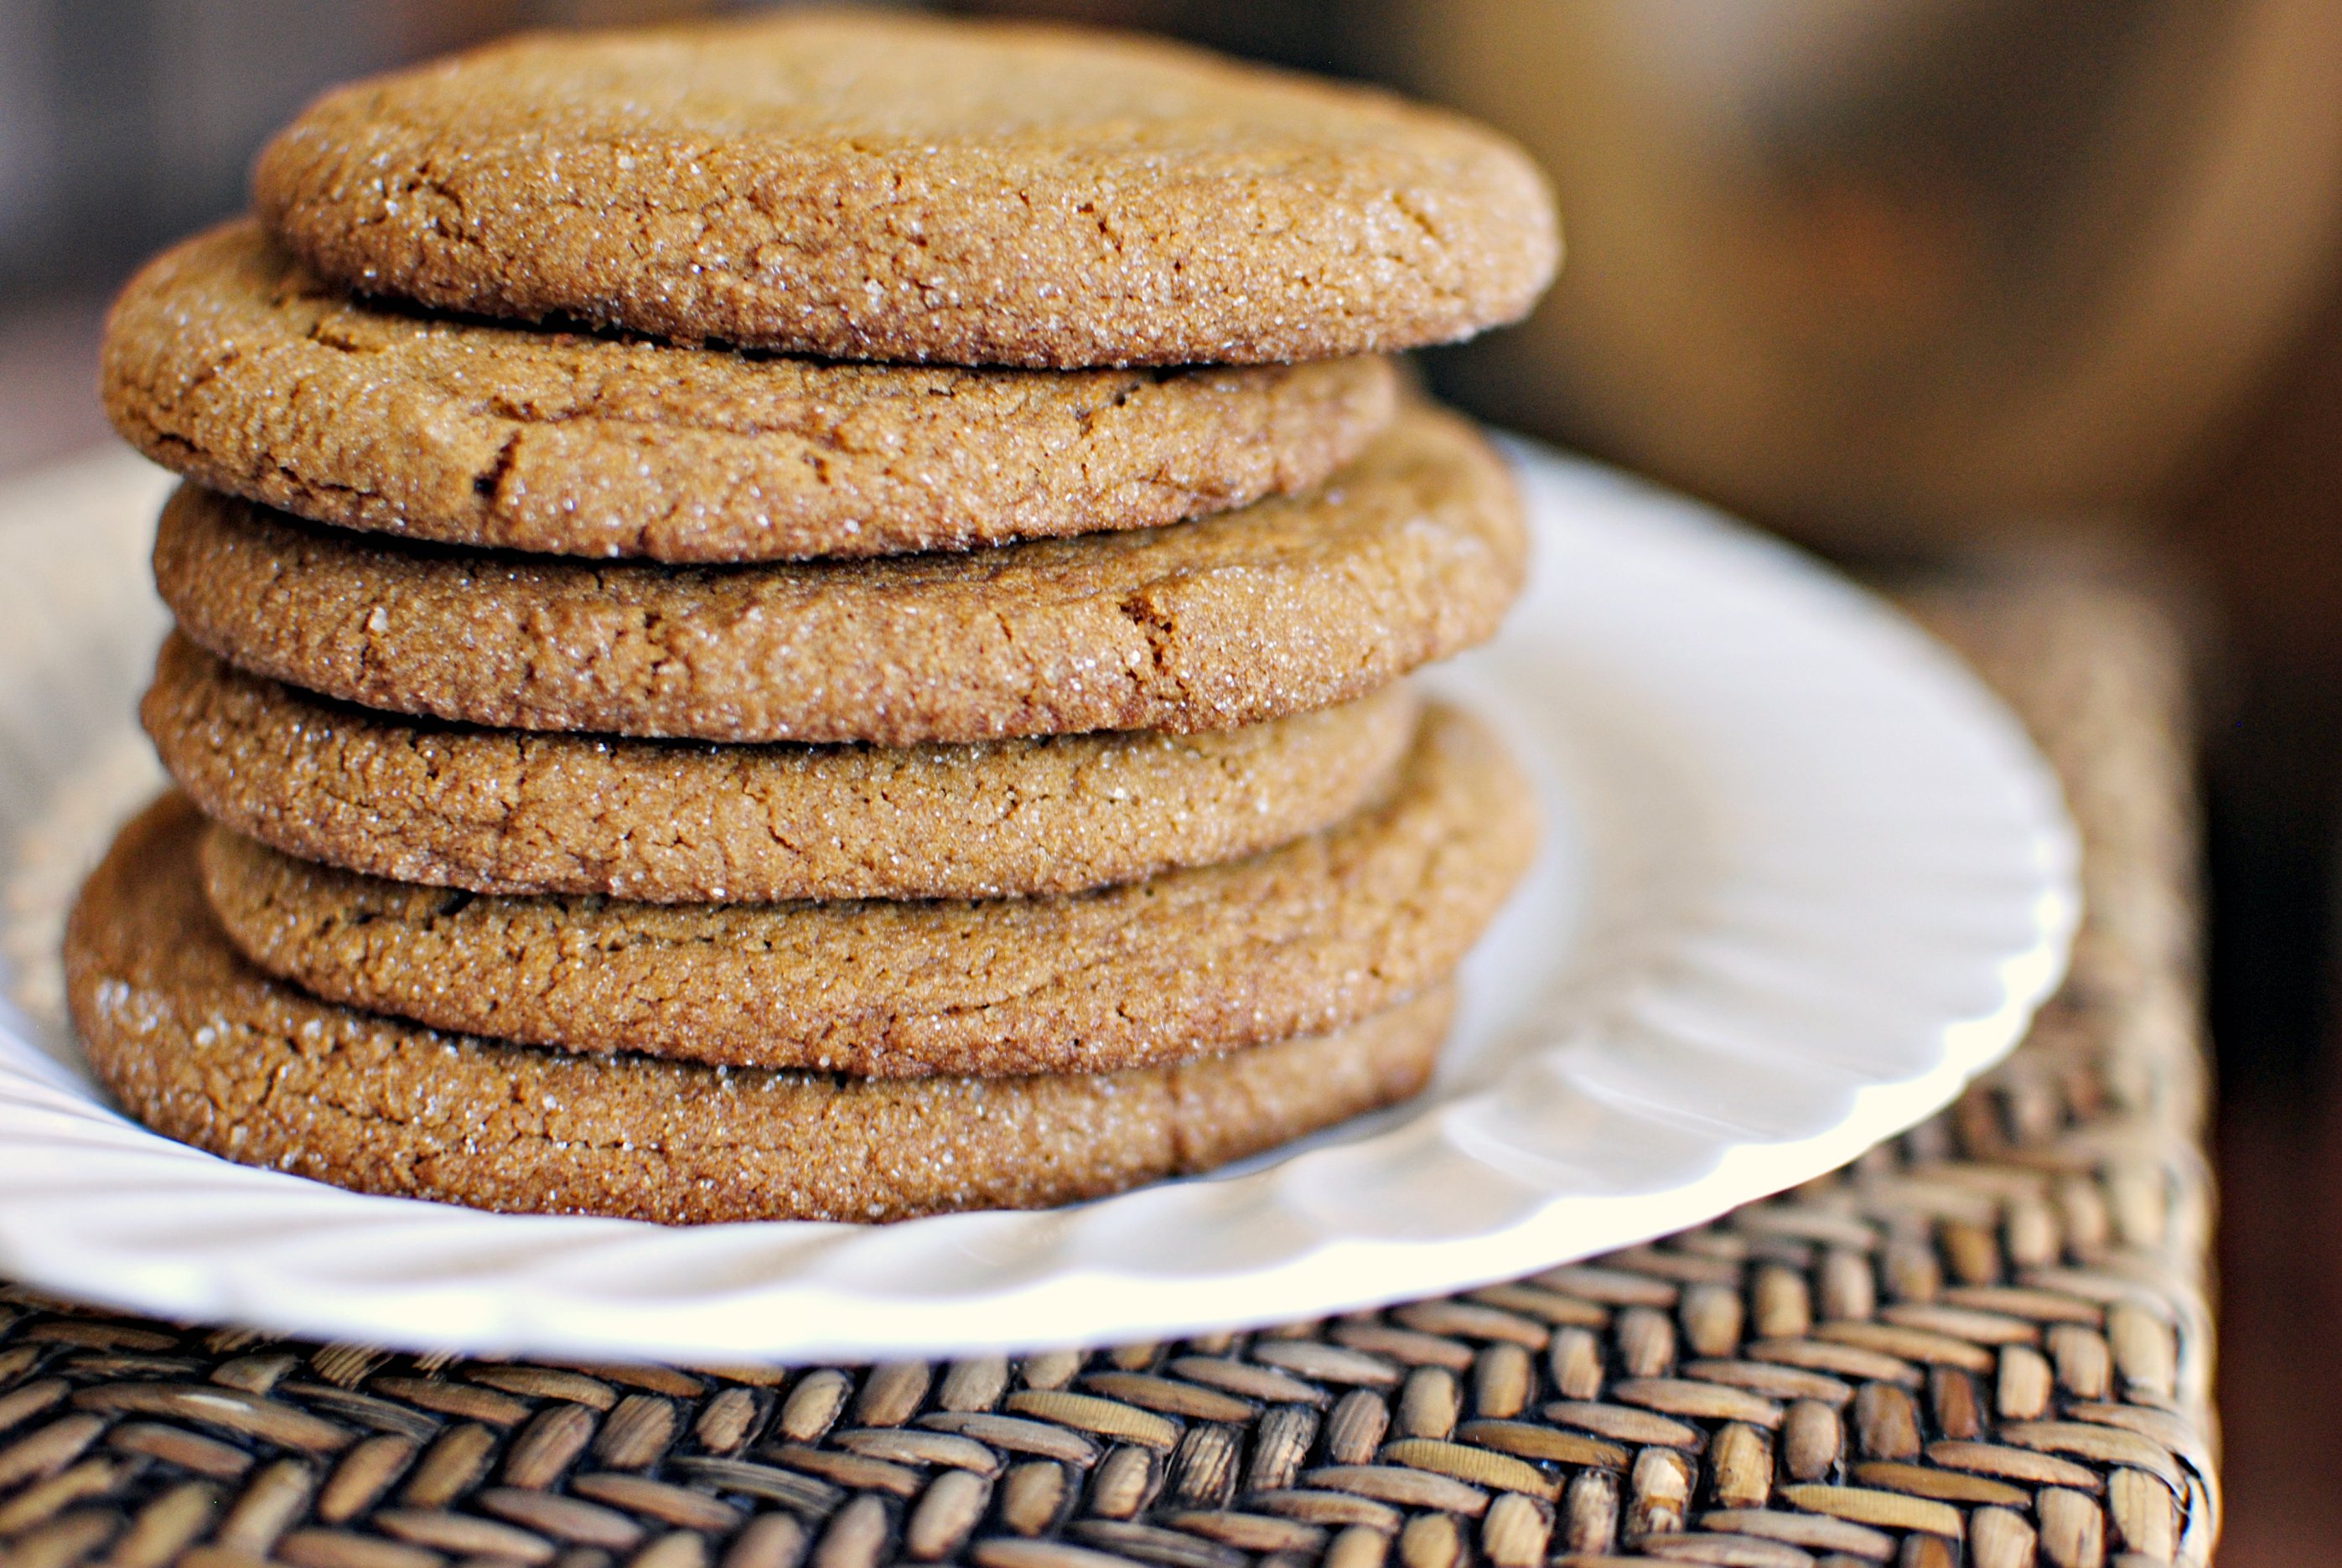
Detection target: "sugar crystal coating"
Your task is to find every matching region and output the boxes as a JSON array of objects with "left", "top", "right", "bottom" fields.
[
  {"left": 68, "top": 795, "right": 1452, "bottom": 1224},
  {"left": 156, "top": 406, "right": 1529, "bottom": 745},
  {"left": 255, "top": 12, "right": 1559, "bottom": 367},
  {"left": 104, "top": 221, "right": 1399, "bottom": 561},
  {"left": 199, "top": 704, "right": 1532, "bottom": 1076},
  {"left": 144, "top": 635, "right": 1424, "bottom": 903}
]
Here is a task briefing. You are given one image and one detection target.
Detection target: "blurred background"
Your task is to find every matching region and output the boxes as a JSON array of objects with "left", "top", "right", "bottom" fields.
[{"left": 6, "top": 3, "right": 2342, "bottom": 1559}]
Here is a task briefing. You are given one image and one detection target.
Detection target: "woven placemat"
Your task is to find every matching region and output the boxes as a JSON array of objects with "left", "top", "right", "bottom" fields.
[{"left": 0, "top": 572, "right": 2210, "bottom": 1568}]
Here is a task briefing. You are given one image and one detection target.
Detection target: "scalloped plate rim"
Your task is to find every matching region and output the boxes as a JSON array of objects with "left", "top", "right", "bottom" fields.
[{"left": 0, "top": 438, "right": 2077, "bottom": 1361}]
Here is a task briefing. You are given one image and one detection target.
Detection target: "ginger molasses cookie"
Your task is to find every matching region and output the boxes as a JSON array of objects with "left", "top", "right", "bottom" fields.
[
  {"left": 157, "top": 406, "right": 1527, "bottom": 745},
  {"left": 68, "top": 795, "right": 1448, "bottom": 1224},
  {"left": 104, "top": 222, "right": 1398, "bottom": 562},
  {"left": 143, "top": 635, "right": 1421, "bottom": 903},
  {"left": 199, "top": 704, "right": 1532, "bottom": 1077},
  {"left": 254, "top": 13, "right": 1558, "bottom": 368}
]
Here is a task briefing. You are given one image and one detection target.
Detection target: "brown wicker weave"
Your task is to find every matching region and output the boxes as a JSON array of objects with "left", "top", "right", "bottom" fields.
[{"left": 0, "top": 570, "right": 2210, "bottom": 1568}]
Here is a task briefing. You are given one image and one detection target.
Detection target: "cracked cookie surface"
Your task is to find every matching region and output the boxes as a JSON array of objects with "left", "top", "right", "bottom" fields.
[
  {"left": 68, "top": 794, "right": 1450, "bottom": 1223},
  {"left": 103, "top": 222, "right": 1398, "bottom": 562},
  {"left": 198, "top": 704, "right": 1531, "bottom": 1076},
  {"left": 156, "top": 406, "right": 1527, "bottom": 745},
  {"left": 144, "top": 635, "right": 1422, "bottom": 903},
  {"left": 254, "top": 12, "right": 1558, "bottom": 368}
]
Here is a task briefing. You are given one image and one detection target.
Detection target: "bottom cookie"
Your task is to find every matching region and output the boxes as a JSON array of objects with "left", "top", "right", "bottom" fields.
[{"left": 66, "top": 795, "right": 1448, "bottom": 1224}]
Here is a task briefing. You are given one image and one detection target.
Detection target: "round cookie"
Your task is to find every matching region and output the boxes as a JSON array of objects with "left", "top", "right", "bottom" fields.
[
  {"left": 142, "top": 635, "right": 1422, "bottom": 903},
  {"left": 68, "top": 794, "right": 1448, "bottom": 1224},
  {"left": 199, "top": 704, "right": 1532, "bottom": 1077},
  {"left": 156, "top": 406, "right": 1528, "bottom": 746},
  {"left": 103, "top": 221, "right": 1399, "bottom": 563},
  {"left": 254, "top": 12, "right": 1559, "bottom": 369}
]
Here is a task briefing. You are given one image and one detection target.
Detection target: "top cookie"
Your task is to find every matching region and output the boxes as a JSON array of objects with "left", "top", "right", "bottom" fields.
[
  {"left": 102, "top": 222, "right": 1396, "bottom": 561},
  {"left": 252, "top": 13, "right": 1559, "bottom": 367}
]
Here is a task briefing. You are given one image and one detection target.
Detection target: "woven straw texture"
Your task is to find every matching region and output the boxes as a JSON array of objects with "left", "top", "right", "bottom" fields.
[{"left": 0, "top": 572, "right": 2210, "bottom": 1568}]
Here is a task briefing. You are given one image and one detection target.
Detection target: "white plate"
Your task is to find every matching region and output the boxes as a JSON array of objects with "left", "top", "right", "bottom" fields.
[{"left": 0, "top": 439, "right": 2076, "bottom": 1363}]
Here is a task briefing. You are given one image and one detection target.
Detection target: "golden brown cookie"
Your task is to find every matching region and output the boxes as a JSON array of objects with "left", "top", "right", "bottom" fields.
[
  {"left": 142, "top": 635, "right": 1422, "bottom": 903},
  {"left": 103, "top": 221, "right": 1398, "bottom": 562},
  {"left": 254, "top": 13, "right": 1559, "bottom": 369},
  {"left": 68, "top": 794, "right": 1448, "bottom": 1224},
  {"left": 198, "top": 704, "right": 1532, "bottom": 1077},
  {"left": 155, "top": 406, "right": 1528, "bottom": 745}
]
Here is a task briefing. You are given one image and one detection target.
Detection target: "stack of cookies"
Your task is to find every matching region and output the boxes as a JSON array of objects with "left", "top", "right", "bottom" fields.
[{"left": 66, "top": 13, "right": 1558, "bottom": 1224}]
